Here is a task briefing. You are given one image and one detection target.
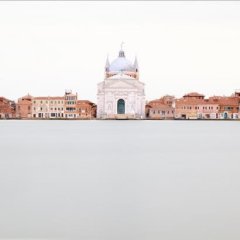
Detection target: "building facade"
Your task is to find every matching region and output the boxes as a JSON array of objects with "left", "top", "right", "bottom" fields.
[
  {"left": 0, "top": 97, "right": 15, "bottom": 119},
  {"left": 214, "top": 96, "right": 239, "bottom": 119},
  {"left": 32, "top": 96, "right": 65, "bottom": 119},
  {"left": 16, "top": 94, "right": 32, "bottom": 119},
  {"left": 64, "top": 91, "right": 78, "bottom": 119},
  {"left": 175, "top": 92, "right": 205, "bottom": 119},
  {"left": 175, "top": 92, "right": 240, "bottom": 120},
  {"left": 77, "top": 100, "right": 97, "bottom": 119},
  {"left": 30, "top": 91, "right": 96, "bottom": 119},
  {"left": 97, "top": 47, "right": 145, "bottom": 119},
  {"left": 146, "top": 95, "right": 175, "bottom": 119}
]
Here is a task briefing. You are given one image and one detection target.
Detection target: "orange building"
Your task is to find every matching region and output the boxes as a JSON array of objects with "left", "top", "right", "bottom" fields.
[
  {"left": 175, "top": 92, "right": 205, "bottom": 119},
  {"left": 197, "top": 98, "right": 220, "bottom": 119},
  {"left": 146, "top": 95, "right": 175, "bottom": 119},
  {"left": 209, "top": 96, "right": 239, "bottom": 119},
  {"left": 0, "top": 97, "right": 16, "bottom": 119},
  {"left": 77, "top": 100, "right": 97, "bottom": 119},
  {"left": 16, "top": 94, "right": 32, "bottom": 119},
  {"left": 175, "top": 92, "right": 240, "bottom": 120}
]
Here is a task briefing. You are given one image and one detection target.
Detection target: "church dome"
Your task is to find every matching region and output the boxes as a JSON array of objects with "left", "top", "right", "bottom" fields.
[{"left": 109, "top": 50, "right": 134, "bottom": 72}]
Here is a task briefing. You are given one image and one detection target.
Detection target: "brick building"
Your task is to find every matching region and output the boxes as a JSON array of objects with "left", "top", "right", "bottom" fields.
[
  {"left": 16, "top": 94, "right": 32, "bottom": 119},
  {"left": 175, "top": 92, "right": 205, "bottom": 119},
  {"left": 175, "top": 92, "right": 240, "bottom": 120},
  {"left": 146, "top": 95, "right": 175, "bottom": 119},
  {"left": 77, "top": 100, "right": 97, "bottom": 119},
  {"left": 0, "top": 97, "right": 16, "bottom": 119},
  {"left": 211, "top": 96, "right": 239, "bottom": 119}
]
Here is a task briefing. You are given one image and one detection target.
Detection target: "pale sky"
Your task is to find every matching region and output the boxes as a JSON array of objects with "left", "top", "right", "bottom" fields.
[{"left": 0, "top": 1, "right": 240, "bottom": 102}]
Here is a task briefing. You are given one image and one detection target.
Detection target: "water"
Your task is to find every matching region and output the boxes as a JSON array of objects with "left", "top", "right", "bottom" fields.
[{"left": 0, "top": 120, "right": 240, "bottom": 240}]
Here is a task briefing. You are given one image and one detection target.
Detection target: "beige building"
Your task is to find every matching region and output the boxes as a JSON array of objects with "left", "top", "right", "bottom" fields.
[
  {"left": 64, "top": 91, "right": 78, "bottom": 119},
  {"left": 32, "top": 96, "right": 65, "bottom": 119},
  {"left": 30, "top": 91, "right": 96, "bottom": 119},
  {"left": 146, "top": 95, "right": 175, "bottom": 119}
]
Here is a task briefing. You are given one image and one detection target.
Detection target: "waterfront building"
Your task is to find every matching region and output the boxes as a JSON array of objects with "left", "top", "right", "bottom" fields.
[
  {"left": 32, "top": 96, "right": 65, "bottom": 119},
  {"left": 175, "top": 92, "right": 205, "bottom": 119},
  {"left": 64, "top": 91, "right": 78, "bottom": 119},
  {"left": 27, "top": 91, "right": 96, "bottom": 119},
  {"left": 0, "top": 97, "right": 15, "bottom": 119},
  {"left": 146, "top": 95, "right": 175, "bottom": 119},
  {"left": 210, "top": 96, "right": 239, "bottom": 119},
  {"left": 77, "top": 100, "right": 97, "bottom": 119},
  {"left": 16, "top": 94, "right": 32, "bottom": 119},
  {"left": 97, "top": 46, "right": 145, "bottom": 119},
  {"left": 175, "top": 92, "right": 240, "bottom": 120},
  {"left": 197, "top": 98, "right": 219, "bottom": 119}
]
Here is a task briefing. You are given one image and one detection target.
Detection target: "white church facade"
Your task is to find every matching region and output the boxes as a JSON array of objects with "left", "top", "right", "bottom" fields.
[{"left": 97, "top": 47, "right": 145, "bottom": 119}]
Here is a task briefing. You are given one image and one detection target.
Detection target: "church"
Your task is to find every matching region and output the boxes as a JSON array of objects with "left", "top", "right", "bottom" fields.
[{"left": 97, "top": 46, "right": 146, "bottom": 119}]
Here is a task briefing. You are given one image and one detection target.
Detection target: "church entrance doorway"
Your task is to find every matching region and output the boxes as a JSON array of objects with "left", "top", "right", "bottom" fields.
[{"left": 117, "top": 99, "right": 125, "bottom": 114}]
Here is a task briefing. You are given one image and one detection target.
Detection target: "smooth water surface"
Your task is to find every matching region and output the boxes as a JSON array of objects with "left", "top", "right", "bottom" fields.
[{"left": 0, "top": 120, "right": 240, "bottom": 240}]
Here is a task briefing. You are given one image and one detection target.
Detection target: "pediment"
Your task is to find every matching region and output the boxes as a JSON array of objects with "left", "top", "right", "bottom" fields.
[{"left": 105, "top": 80, "right": 139, "bottom": 89}]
